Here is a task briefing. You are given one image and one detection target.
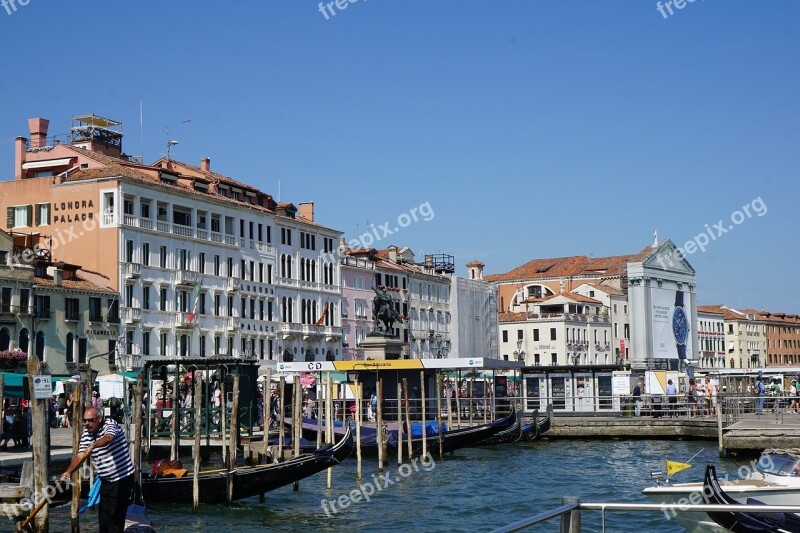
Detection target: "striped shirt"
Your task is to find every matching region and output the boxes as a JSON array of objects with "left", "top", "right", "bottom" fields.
[{"left": 79, "top": 418, "right": 135, "bottom": 482}]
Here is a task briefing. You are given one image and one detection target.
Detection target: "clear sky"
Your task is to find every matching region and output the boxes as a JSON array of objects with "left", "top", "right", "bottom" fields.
[{"left": 1, "top": 1, "right": 798, "bottom": 312}]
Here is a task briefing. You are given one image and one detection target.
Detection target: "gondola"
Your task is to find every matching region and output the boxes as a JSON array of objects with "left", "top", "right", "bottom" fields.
[
  {"left": 528, "top": 404, "right": 553, "bottom": 440},
  {"left": 475, "top": 409, "right": 527, "bottom": 446},
  {"left": 287, "top": 407, "right": 516, "bottom": 457},
  {"left": 86, "top": 426, "right": 353, "bottom": 505},
  {"left": 703, "top": 464, "right": 800, "bottom": 533}
]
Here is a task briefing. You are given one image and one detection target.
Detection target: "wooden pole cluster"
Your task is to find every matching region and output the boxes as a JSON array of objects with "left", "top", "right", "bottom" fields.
[
  {"left": 455, "top": 377, "right": 462, "bottom": 429},
  {"left": 446, "top": 379, "right": 453, "bottom": 435},
  {"left": 220, "top": 380, "right": 227, "bottom": 465},
  {"left": 192, "top": 375, "right": 202, "bottom": 513}
]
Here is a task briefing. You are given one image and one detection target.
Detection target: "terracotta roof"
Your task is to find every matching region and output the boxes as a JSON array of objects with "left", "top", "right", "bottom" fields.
[
  {"left": 697, "top": 305, "right": 725, "bottom": 316},
  {"left": 498, "top": 311, "right": 529, "bottom": 323},
  {"left": 585, "top": 283, "right": 625, "bottom": 296},
  {"left": 34, "top": 277, "right": 116, "bottom": 293},
  {"left": 154, "top": 157, "right": 264, "bottom": 194},
  {"left": 486, "top": 246, "right": 652, "bottom": 283},
  {"left": 466, "top": 260, "right": 485, "bottom": 267}
]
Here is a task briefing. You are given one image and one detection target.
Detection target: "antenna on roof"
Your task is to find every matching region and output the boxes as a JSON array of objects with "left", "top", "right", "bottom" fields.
[{"left": 166, "top": 139, "right": 179, "bottom": 161}]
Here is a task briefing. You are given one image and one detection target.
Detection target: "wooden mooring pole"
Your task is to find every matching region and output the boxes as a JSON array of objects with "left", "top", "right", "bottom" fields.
[
  {"left": 220, "top": 380, "right": 227, "bottom": 465},
  {"left": 436, "top": 374, "right": 443, "bottom": 459},
  {"left": 192, "top": 375, "right": 202, "bottom": 513},
  {"left": 326, "top": 372, "right": 333, "bottom": 489},
  {"left": 27, "top": 354, "right": 50, "bottom": 532},
  {"left": 420, "top": 371, "right": 427, "bottom": 460},
  {"left": 70, "top": 383, "right": 82, "bottom": 533},
  {"left": 355, "top": 378, "right": 362, "bottom": 483},
  {"left": 226, "top": 374, "right": 239, "bottom": 505},
  {"left": 278, "top": 376, "right": 285, "bottom": 462},
  {"left": 403, "top": 378, "right": 412, "bottom": 460},
  {"left": 377, "top": 378, "right": 385, "bottom": 470},
  {"left": 293, "top": 374, "right": 301, "bottom": 491},
  {"left": 171, "top": 370, "right": 180, "bottom": 462},
  {"left": 396, "top": 382, "right": 403, "bottom": 465}
]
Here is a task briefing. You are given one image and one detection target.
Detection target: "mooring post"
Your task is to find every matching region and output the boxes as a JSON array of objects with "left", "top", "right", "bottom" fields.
[
  {"left": 560, "top": 496, "right": 581, "bottom": 533},
  {"left": 27, "top": 354, "right": 50, "bottom": 532},
  {"left": 171, "top": 369, "right": 180, "bottom": 462},
  {"left": 403, "top": 378, "right": 413, "bottom": 460},
  {"left": 377, "top": 378, "right": 385, "bottom": 470},
  {"left": 192, "top": 375, "right": 202, "bottom": 514},
  {"left": 293, "top": 374, "right": 301, "bottom": 491},
  {"left": 70, "top": 383, "right": 82, "bottom": 532},
  {"left": 396, "top": 381, "right": 403, "bottom": 465},
  {"left": 277, "top": 376, "right": 285, "bottom": 462},
  {"left": 436, "top": 374, "right": 443, "bottom": 459},
  {"left": 227, "top": 374, "right": 239, "bottom": 505},
  {"left": 355, "top": 378, "right": 362, "bottom": 482}
]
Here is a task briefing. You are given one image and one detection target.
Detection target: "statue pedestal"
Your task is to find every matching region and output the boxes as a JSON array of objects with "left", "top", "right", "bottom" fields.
[{"left": 361, "top": 333, "right": 404, "bottom": 360}]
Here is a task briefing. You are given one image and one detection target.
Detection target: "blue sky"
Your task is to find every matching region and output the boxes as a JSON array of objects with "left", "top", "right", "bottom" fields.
[{"left": 1, "top": 1, "right": 798, "bottom": 312}]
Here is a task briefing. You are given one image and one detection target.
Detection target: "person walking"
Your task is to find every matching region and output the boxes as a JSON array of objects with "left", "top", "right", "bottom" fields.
[
  {"left": 790, "top": 379, "right": 799, "bottom": 414},
  {"left": 633, "top": 380, "right": 643, "bottom": 417},
  {"left": 755, "top": 373, "right": 766, "bottom": 415},
  {"left": 666, "top": 379, "right": 678, "bottom": 418},
  {"left": 61, "top": 407, "right": 135, "bottom": 533}
]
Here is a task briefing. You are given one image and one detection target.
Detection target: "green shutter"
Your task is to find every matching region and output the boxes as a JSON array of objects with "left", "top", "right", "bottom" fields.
[
  {"left": 25, "top": 205, "right": 32, "bottom": 226},
  {"left": 6, "top": 207, "right": 13, "bottom": 228},
  {"left": 34, "top": 205, "right": 40, "bottom": 226}
]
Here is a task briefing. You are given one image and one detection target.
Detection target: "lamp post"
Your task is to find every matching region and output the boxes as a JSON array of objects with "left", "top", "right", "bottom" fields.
[{"left": 513, "top": 339, "right": 525, "bottom": 363}]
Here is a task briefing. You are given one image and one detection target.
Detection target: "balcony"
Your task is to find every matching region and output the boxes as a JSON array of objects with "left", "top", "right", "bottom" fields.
[
  {"left": 226, "top": 317, "right": 239, "bottom": 331},
  {"left": 325, "top": 326, "right": 343, "bottom": 341},
  {"left": 123, "top": 307, "right": 141, "bottom": 324},
  {"left": 280, "top": 323, "right": 303, "bottom": 339},
  {"left": 123, "top": 262, "right": 141, "bottom": 279},
  {"left": 276, "top": 277, "right": 299, "bottom": 288},
  {"left": 175, "top": 270, "right": 198, "bottom": 286},
  {"left": 175, "top": 312, "right": 197, "bottom": 328},
  {"left": 226, "top": 278, "right": 240, "bottom": 292},
  {"left": 255, "top": 242, "right": 276, "bottom": 254},
  {"left": 172, "top": 224, "right": 195, "bottom": 238}
]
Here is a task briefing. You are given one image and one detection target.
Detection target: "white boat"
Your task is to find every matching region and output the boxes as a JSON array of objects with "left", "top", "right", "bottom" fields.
[{"left": 642, "top": 448, "right": 800, "bottom": 532}]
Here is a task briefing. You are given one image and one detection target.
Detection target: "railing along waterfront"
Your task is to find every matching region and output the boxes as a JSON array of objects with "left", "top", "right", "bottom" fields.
[{"left": 489, "top": 500, "right": 800, "bottom": 533}]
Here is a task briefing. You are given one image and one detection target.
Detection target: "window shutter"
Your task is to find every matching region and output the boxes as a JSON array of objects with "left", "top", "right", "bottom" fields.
[
  {"left": 25, "top": 205, "right": 32, "bottom": 226},
  {"left": 35, "top": 205, "right": 40, "bottom": 226},
  {"left": 6, "top": 207, "right": 13, "bottom": 228}
]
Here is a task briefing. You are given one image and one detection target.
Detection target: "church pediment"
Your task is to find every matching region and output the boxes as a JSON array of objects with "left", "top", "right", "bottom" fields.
[{"left": 641, "top": 240, "right": 695, "bottom": 275}]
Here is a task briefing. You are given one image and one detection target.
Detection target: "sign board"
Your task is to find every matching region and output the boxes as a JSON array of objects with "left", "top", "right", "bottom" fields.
[
  {"left": 612, "top": 371, "right": 631, "bottom": 396},
  {"left": 32, "top": 375, "right": 52, "bottom": 399}
]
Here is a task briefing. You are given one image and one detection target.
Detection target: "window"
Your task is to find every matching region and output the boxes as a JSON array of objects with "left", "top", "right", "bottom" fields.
[
  {"left": 159, "top": 288, "right": 168, "bottom": 311},
  {"left": 533, "top": 329, "right": 540, "bottom": 342},
  {"left": 160, "top": 332, "right": 168, "bottom": 356},
  {"left": 227, "top": 257, "right": 234, "bottom": 277},
  {"left": 214, "top": 255, "right": 220, "bottom": 276},
  {"left": 9, "top": 205, "right": 32, "bottom": 227},
  {"left": 89, "top": 297, "right": 102, "bottom": 321},
  {"left": 140, "top": 200, "right": 151, "bottom": 219},
  {"left": 19, "top": 289, "right": 29, "bottom": 314},
  {"left": 199, "top": 336, "right": 206, "bottom": 358},
  {"left": 551, "top": 353, "right": 558, "bottom": 365},
  {"left": 66, "top": 333, "right": 74, "bottom": 364},
  {"left": 198, "top": 252, "right": 205, "bottom": 274},
  {"left": 125, "top": 284, "right": 134, "bottom": 308},
  {"left": 78, "top": 338, "right": 87, "bottom": 364},
  {"left": 65, "top": 298, "right": 80, "bottom": 321},
  {"left": 502, "top": 330, "right": 508, "bottom": 343},
  {"left": 35, "top": 203, "right": 50, "bottom": 226},
  {"left": 550, "top": 328, "right": 557, "bottom": 341},
  {"left": 214, "top": 294, "right": 221, "bottom": 316},
  {"left": 517, "top": 329, "right": 523, "bottom": 340},
  {"left": 142, "top": 243, "right": 150, "bottom": 266},
  {"left": 159, "top": 246, "right": 167, "bottom": 268},
  {"left": 142, "top": 332, "right": 150, "bottom": 356},
  {"left": 0, "top": 287, "right": 10, "bottom": 312},
  {"left": 125, "top": 240, "right": 134, "bottom": 263}
]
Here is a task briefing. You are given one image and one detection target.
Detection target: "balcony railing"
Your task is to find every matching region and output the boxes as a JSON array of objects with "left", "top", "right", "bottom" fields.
[
  {"left": 175, "top": 270, "right": 198, "bottom": 285},
  {"left": 123, "top": 262, "right": 141, "bottom": 278},
  {"left": 176, "top": 312, "right": 197, "bottom": 328},
  {"left": 226, "top": 317, "right": 239, "bottom": 331},
  {"left": 123, "top": 307, "right": 141, "bottom": 323}
]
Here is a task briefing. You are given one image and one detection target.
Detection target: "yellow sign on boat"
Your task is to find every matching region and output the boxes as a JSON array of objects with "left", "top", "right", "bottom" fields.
[{"left": 666, "top": 460, "right": 692, "bottom": 477}]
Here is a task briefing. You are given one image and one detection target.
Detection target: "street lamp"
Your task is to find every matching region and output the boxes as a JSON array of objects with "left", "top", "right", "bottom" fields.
[{"left": 513, "top": 339, "right": 525, "bottom": 363}]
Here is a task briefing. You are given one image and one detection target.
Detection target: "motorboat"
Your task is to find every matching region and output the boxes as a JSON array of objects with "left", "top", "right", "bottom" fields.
[{"left": 642, "top": 448, "right": 800, "bottom": 532}]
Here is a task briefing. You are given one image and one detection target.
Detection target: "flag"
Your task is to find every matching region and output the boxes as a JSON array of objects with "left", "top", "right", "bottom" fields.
[
  {"left": 187, "top": 283, "right": 201, "bottom": 322},
  {"left": 315, "top": 302, "right": 329, "bottom": 326},
  {"left": 666, "top": 460, "right": 692, "bottom": 477}
]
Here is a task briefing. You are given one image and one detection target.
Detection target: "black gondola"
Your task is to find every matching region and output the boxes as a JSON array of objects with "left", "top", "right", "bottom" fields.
[
  {"left": 87, "top": 426, "right": 353, "bottom": 505},
  {"left": 703, "top": 464, "right": 800, "bottom": 533},
  {"left": 288, "top": 407, "right": 516, "bottom": 457}
]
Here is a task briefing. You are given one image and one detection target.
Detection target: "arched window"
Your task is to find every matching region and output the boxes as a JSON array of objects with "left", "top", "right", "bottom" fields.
[
  {"left": 0, "top": 328, "right": 9, "bottom": 351},
  {"left": 18, "top": 328, "right": 29, "bottom": 354},
  {"left": 35, "top": 331, "right": 44, "bottom": 360},
  {"left": 66, "top": 333, "right": 74, "bottom": 363}
]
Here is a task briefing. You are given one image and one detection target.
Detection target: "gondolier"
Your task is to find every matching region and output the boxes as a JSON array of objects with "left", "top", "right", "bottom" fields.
[{"left": 61, "top": 407, "right": 135, "bottom": 533}]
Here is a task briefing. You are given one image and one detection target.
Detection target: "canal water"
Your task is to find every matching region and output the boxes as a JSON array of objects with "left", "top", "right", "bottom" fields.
[{"left": 48, "top": 438, "right": 748, "bottom": 532}]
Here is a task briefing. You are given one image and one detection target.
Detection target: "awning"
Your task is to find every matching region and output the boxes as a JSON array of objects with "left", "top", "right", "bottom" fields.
[{"left": 21, "top": 158, "right": 74, "bottom": 170}]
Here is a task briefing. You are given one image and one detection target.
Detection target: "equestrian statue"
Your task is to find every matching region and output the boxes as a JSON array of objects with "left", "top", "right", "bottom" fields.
[{"left": 372, "top": 287, "right": 401, "bottom": 335}]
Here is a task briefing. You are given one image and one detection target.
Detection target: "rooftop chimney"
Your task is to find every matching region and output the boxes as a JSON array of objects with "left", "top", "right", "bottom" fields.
[
  {"left": 28, "top": 118, "right": 49, "bottom": 148},
  {"left": 201, "top": 157, "right": 211, "bottom": 172},
  {"left": 14, "top": 137, "right": 26, "bottom": 180},
  {"left": 298, "top": 202, "right": 315, "bottom": 223}
]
